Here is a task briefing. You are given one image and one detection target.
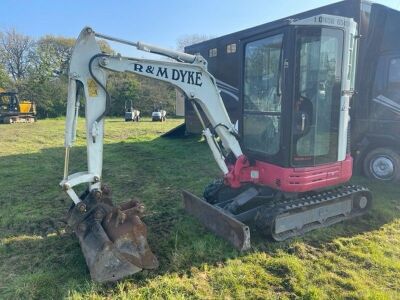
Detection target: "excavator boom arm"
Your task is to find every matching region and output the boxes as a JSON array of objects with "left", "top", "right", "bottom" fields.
[{"left": 60, "top": 27, "right": 242, "bottom": 204}]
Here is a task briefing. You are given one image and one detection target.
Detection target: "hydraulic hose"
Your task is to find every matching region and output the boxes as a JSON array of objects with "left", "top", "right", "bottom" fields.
[{"left": 88, "top": 53, "right": 112, "bottom": 124}]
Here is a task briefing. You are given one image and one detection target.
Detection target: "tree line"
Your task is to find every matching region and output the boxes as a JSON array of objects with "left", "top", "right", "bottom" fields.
[{"left": 0, "top": 29, "right": 178, "bottom": 118}]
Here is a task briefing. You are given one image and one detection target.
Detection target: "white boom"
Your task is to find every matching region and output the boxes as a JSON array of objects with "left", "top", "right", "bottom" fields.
[{"left": 60, "top": 27, "right": 242, "bottom": 204}]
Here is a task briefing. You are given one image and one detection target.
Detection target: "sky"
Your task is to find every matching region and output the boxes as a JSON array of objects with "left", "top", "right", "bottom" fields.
[{"left": 1, "top": 0, "right": 399, "bottom": 57}]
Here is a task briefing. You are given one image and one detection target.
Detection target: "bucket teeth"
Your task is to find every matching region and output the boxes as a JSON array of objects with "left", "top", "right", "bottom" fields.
[
  {"left": 102, "top": 199, "right": 159, "bottom": 270},
  {"left": 68, "top": 187, "right": 158, "bottom": 282}
]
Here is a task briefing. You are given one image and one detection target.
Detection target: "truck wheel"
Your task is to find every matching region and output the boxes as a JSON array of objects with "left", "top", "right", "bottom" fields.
[{"left": 363, "top": 148, "right": 400, "bottom": 181}]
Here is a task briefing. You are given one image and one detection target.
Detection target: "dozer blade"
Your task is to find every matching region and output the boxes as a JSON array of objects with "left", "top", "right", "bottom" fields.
[
  {"left": 182, "top": 190, "right": 251, "bottom": 251},
  {"left": 68, "top": 187, "right": 158, "bottom": 283}
]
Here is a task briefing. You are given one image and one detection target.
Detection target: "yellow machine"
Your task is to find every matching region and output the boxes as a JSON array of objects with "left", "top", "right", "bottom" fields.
[{"left": 0, "top": 90, "right": 36, "bottom": 123}]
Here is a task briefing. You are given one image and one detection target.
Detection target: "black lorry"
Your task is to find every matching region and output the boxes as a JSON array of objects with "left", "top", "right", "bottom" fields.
[{"left": 182, "top": 0, "right": 400, "bottom": 181}]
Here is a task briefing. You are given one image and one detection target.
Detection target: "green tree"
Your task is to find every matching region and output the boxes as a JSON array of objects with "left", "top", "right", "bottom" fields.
[
  {"left": 17, "top": 77, "right": 67, "bottom": 118},
  {"left": 0, "top": 29, "right": 35, "bottom": 81},
  {"left": 33, "top": 36, "right": 75, "bottom": 79},
  {"left": 0, "top": 64, "right": 12, "bottom": 89},
  {"left": 32, "top": 36, "right": 113, "bottom": 80},
  {"left": 0, "top": 27, "right": 178, "bottom": 119},
  {"left": 134, "top": 76, "right": 176, "bottom": 115},
  {"left": 18, "top": 36, "right": 113, "bottom": 118},
  {"left": 107, "top": 73, "right": 140, "bottom": 116},
  {"left": 15, "top": 36, "right": 74, "bottom": 117},
  {"left": 107, "top": 74, "right": 176, "bottom": 117}
]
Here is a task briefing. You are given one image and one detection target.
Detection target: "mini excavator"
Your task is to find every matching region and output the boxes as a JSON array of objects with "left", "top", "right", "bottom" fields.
[{"left": 61, "top": 15, "right": 371, "bottom": 282}]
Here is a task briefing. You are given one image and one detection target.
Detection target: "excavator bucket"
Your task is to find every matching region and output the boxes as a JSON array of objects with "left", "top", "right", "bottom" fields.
[{"left": 67, "top": 186, "right": 158, "bottom": 282}]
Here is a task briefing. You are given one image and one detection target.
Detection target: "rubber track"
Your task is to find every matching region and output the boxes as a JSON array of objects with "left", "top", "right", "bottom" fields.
[{"left": 267, "top": 185, "right": 371, "bottom": 241}]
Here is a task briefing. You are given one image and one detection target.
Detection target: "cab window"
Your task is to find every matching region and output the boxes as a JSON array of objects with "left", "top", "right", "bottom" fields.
[
  {"left": 243, "top": 34, "right": 283, "bottom": 156},
  {"left": 388, "top": 57, "right": 400, "bottom": 88}
]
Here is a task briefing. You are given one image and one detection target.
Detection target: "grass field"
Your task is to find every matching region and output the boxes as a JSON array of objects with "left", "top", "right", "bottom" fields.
[{"left": 0, "top": 118, "right": 400, "bottom": 299}]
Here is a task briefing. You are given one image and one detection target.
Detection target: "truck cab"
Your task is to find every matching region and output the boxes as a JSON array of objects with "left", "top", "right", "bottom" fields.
[{"left": 351, "top": 3, "right": 400, "bottom": 181}]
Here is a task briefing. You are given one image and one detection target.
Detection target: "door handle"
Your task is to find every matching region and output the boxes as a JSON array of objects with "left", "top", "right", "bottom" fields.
[{"left": 301, "top": 113, "right": 306, "bottom": 131}]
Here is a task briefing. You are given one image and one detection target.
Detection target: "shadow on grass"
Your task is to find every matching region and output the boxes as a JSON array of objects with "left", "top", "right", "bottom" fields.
[{"left": 1, "top": 136, "right": 399, "bottom": 298}]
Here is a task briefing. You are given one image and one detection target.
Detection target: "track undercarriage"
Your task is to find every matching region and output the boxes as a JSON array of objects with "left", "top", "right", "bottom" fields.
[{"left": 183, "top": 181, "right": 372, "bottom": 251}]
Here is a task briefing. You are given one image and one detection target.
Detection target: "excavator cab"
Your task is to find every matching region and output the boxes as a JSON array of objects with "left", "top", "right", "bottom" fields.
[
  {"left": 0, "top": 91, "right": 19, "bottom": 113},
  {"left": 240, "top": 21, "right": 356, "bottom": 189},
  {"left": 185, "top": 15, "right": 370, "bottom": 249}
]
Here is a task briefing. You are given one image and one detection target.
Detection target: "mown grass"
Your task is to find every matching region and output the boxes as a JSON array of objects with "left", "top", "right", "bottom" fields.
[{"left": 0, "top": 118, "right": 399, "bottom": 299}]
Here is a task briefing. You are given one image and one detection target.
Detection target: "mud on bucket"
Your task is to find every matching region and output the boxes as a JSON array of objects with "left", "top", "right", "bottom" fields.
[{"left": 67, "top": 186, "right": 158, "bottom": 282}]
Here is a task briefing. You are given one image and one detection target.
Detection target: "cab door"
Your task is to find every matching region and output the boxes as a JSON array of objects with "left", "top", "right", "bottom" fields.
[{"left": 290, "top": 26, "right": 346, "bottom": 167}]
